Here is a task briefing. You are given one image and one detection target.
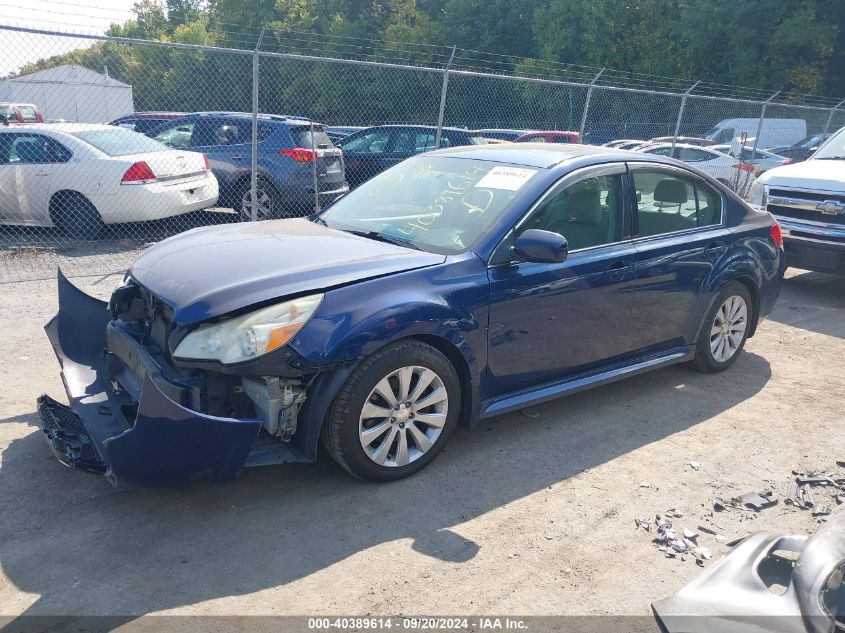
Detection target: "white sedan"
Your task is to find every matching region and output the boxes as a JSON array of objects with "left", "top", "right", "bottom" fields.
[
  {"left": 0, "top": 123, "right": 218, "bottom": 238},
  {"left": 635, "top": 142, "right": 756, "bottom": 195}
]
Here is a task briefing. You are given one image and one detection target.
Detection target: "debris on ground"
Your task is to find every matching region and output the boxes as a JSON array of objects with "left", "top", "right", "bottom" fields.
[
  {"left": 740, "top": 490, "right": 778, "bottom": 511},
  {"left": 688, "top": 461, "right": 701, "bottom": 471},
  {"left": 784, "top": 466, "right": 845, "bottom": 519},
  {"left": 714, "top": 490, "right": 777, "bottom": 512},
  {"left": 639, "top": 511, "right": 713, "bottom": 565}
]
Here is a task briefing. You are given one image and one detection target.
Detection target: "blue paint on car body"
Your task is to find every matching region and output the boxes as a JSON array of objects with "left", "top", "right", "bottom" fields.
[{"left": 38, "top": 144, "right": 785, "bottom": 486}]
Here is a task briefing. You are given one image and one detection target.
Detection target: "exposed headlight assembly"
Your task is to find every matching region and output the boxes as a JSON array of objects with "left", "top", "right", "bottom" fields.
[{"left": 173, "top": 294, "right": 323, "bottom": 364}]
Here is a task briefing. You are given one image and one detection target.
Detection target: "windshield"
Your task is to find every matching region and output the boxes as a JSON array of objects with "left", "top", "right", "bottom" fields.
[
  {"left": 320, "top": 156, "right": 541, "bottom": 255},
  {"left": 813, "top": 127, "right": 845, "bottom": 159},
  {"left": 70, "top": 128, "right": 169, "bottom": 156}
]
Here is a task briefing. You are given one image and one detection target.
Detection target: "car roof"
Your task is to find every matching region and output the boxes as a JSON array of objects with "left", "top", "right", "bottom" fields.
[
  {"left": 519, "top": 130, "right": 579, "bottom": 135},
  {"left": 358, "top": 124, "right": 477, "bottom": 134},
  {"left": 177, "top": 112, "right": 316, "bottom": 125},
  {"left": 428, "top": 142, "right": 680, "bottom": 169},
  {"left": 0, "top": 122, "right": 113, "bottom": 133}
]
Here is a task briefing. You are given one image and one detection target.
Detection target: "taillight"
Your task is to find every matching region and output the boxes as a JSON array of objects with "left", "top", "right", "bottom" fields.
[
  {"left": 280, "top": 148, "right": 315, "bottom": 162},
  {"left": 121, "top": 161, "right": 156, "bottom": 184},
  {"left": 203, "top": 154, "right": 211, "bottom": 170},
  {"left": 732, "top": 163, "right": 755, "bottom": 173},
  {"left": 782, "top": 158, "right": 793, "bottom": 165},
  {"left": 770, "top": 220, "right": 784, "bottom": 248}
]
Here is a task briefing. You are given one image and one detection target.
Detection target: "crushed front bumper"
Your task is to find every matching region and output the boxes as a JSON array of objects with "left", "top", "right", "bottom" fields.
[{"left": 38, "top": 272, "right": 264, "bottom": 486}]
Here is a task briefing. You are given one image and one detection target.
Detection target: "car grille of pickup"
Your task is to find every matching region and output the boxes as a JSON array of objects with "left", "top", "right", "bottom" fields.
[{"left": 767, "top": 189, "right": 845, "bottom": 227}]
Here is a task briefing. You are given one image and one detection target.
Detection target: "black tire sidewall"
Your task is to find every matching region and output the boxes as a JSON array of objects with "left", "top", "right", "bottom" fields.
[
  {"left": 325, "top": 341, "right": 461, "bottom": 482},
  {"left": 53, "top": 194, "right": 104, "bottom": 239},
  {"left": 694, "top": 281, "right": 753, "bottom": 373}
]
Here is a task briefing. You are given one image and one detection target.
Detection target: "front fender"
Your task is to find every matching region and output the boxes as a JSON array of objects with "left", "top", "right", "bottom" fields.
[{"left": 290, "top": 255, "right": 491, "bottom": 427}]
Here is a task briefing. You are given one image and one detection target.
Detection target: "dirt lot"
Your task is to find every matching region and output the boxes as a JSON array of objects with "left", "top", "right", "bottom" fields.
[{"left": 1, "top": 266, "right": 843, "bottom": 622}]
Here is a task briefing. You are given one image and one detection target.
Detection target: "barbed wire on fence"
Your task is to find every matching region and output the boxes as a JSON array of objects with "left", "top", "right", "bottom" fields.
[{"left": 0, "top": 21, "right": 844, "bottom": 284}]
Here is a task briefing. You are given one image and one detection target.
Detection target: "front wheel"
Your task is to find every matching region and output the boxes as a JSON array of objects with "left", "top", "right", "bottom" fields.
[
  {"left": 322, "top": 341, "right": 461, "bottom": 481},
  {"left": 691, "top": 281, "right": 753, "bottom": 373}
]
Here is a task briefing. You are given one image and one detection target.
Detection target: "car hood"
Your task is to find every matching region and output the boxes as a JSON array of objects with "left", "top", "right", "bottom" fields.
[
  {"left": 129, "top": 219, "right": 445, "bottom": 324},
  {"left": 758, "top": 158, "right": 845, "bottom": 192}
]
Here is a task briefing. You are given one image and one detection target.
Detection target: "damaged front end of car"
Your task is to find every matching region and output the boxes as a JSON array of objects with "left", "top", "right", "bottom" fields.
[
  {"left": 652, "top": 510, "right": 845, "bottom": 633},
  {"left": 38, "top": 271, "right": 351, "bottom": 486}
]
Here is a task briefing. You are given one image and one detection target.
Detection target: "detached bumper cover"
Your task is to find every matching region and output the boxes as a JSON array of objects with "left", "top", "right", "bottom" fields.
[
  {"left": 38, "top": 272, "right": 263, "bottom": 486},
  {"left": 652, "top": 510, "right": 845, "bottom": 633}
]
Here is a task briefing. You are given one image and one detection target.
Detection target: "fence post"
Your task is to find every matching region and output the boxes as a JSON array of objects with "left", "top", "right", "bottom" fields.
[
  {"left": 435, "top": 46, "right": 457, "bottom": 149},
  {"left": 310, "top": 120, "right": 319, "bottom": 213},
  {"left": 822, "top": 97, "right": 845, "bottom": 139},
  {"left": 670, "top": 80, "right": 700, "bottom": 155},
  {"left": 749, "top": 91, "right": 780, "bottom": 159},
  {"left": 578, "top": 68, "right": 604, "bottom": 143},
  {"left": 250, "top": 26, "right": 266, "bottom": 222}
]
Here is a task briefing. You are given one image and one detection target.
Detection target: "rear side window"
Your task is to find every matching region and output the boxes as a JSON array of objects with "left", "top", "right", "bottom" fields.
[
  {"left": 191, "top": 120, "right": 248, "bottom": 147},
  {"left": 19, "top": 106, "right": 38, "bottom": 122},
  {"left": 633, "top": 170, "right": 722, "bottom": 237},
  {"left": 71, "top": 128, "right": 168, "bottom": 156},
  {"left": 291, "top": 127, "right": 334, "bottom": 149},
  {"left": 677, "top": 147, "right": 714, "bottom": 162}
]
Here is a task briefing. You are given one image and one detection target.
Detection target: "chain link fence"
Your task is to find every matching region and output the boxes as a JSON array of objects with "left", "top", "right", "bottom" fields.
[{"left": 1, "top": 23, "right": 844, "bottom": 283}]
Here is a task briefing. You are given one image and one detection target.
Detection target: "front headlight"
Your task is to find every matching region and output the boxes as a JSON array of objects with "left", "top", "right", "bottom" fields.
[
  {"left": 173, "top": 293, "right": 323, "bottom": 364},
  {"left": 747, "top": 180, "right": 767, "bottom": 207}
]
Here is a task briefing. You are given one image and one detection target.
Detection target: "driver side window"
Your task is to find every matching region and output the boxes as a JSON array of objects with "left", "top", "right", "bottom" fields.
[{"left": 519, "top": 174, "right": 623, "bottom": 251}]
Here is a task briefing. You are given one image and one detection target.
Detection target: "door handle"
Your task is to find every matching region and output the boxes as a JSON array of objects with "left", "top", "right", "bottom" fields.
[
  {"left": 604, "top": 260, "right": 631, "bottom": 281},
  {"left": 34, "top": 171, "right": 50, "bottom": 177},
  {"left": 230, "top": 154, "right": 245, "bottom": 160}
]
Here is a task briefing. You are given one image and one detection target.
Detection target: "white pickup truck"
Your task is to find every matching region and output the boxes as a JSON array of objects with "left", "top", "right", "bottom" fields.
[{"left": 749, "top": 126, "right": 845, "bottom": 274}]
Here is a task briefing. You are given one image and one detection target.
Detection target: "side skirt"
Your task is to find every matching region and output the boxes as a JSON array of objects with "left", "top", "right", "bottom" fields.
[{"left": 480, "top": 346, "right": 695, "bottom": 418}]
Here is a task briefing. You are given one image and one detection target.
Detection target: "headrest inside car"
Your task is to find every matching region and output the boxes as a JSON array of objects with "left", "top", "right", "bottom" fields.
[{"left": 654, "top": 178, "right": 688, "bottom": 204}]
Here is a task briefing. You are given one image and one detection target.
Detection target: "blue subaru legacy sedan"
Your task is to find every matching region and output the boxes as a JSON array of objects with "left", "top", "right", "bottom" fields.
[{"left": 38, "top": 144, "right": 785, "bottom": 485}]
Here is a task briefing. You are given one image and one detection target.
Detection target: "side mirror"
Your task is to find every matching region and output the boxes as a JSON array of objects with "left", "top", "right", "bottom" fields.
[{"left": 513, "top": 229, "right": 568, "bottom": 263}]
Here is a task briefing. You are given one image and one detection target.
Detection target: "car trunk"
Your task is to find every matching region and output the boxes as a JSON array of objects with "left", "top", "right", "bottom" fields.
[{"left": 122, "top": 150, "right": 208, "bottom": 185}]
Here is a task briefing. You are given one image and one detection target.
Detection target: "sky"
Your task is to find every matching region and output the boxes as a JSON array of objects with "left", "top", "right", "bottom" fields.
[{"left": 0, "top": 0, "right": 139, "bottom": 76}]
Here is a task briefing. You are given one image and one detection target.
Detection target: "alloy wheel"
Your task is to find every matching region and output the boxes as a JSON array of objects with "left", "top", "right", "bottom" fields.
[
  {"left": 240, "top": 186, "right": 273, "bottom": 221},
  {"left": 709, "top": 295, "right": 748, "bottom": 363},
  {"left": 358, "top": 365, "right": 448, "bottom": 468}
]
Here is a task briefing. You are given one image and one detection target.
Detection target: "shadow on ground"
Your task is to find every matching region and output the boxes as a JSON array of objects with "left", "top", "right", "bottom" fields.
[
  {"left": 767, "top": 271, "right": 845, "bottom": 340},
  {"left": 0, "top": 351, "right": 772, "bottom": 624}
]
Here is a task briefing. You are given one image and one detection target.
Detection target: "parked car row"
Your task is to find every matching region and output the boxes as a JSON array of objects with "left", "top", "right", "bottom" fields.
[{"left": 0, "top": 123, "right": 218, "bottom": 238}]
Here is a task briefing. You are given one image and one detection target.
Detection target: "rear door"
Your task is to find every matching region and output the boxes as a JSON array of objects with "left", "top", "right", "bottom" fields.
[
  {"left": 0, "top": 132, "right": 55, "bottom": 223},
  {"left": 188, "top": 118, "right": 251, "bottom": 182},
  {"left": 627, "top": 163, "right": 730, "bottom": 351}
]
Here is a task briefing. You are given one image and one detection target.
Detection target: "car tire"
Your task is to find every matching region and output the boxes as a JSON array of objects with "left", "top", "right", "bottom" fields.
[
  {"left": 238, "top": 177, "right": 279, "bottom": 221},
  {"left": 691, "top": 281, "right": 753, "bottom": 373},
  {"left": 322, "top": 340, "right": 461, "bottom": 482},
  {"left": 51, "top": 192, "right": 106, "bottom": 240}
]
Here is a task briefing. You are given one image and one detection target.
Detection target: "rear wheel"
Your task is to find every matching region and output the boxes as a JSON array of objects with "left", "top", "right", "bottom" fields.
[
  {"left": 50, "top": 192, "right": 105, "bottom": 240},
  {"left": 238, "top": 177, "right": 278, "bottom": 221},
  {"left": 692, "top": 281, "right": 753, "bottom": 373},
  {"left": 322, "top": 341, "right": 461, "bottom": 481}
]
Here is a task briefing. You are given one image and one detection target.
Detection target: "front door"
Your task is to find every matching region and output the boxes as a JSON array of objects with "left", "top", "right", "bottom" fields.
[{"left": 486, "top": 164, "right": 638, "bottom": 396}]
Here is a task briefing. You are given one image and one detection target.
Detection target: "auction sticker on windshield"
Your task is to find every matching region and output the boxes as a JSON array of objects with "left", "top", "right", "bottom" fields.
[{"left": 474, "top": 166, "right": 538, "bottom": 190}]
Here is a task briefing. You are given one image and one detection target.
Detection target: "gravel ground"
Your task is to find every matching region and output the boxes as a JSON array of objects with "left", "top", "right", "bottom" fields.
[{"left": 0, "top": 266, "right": 843, "bottom": 622}]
